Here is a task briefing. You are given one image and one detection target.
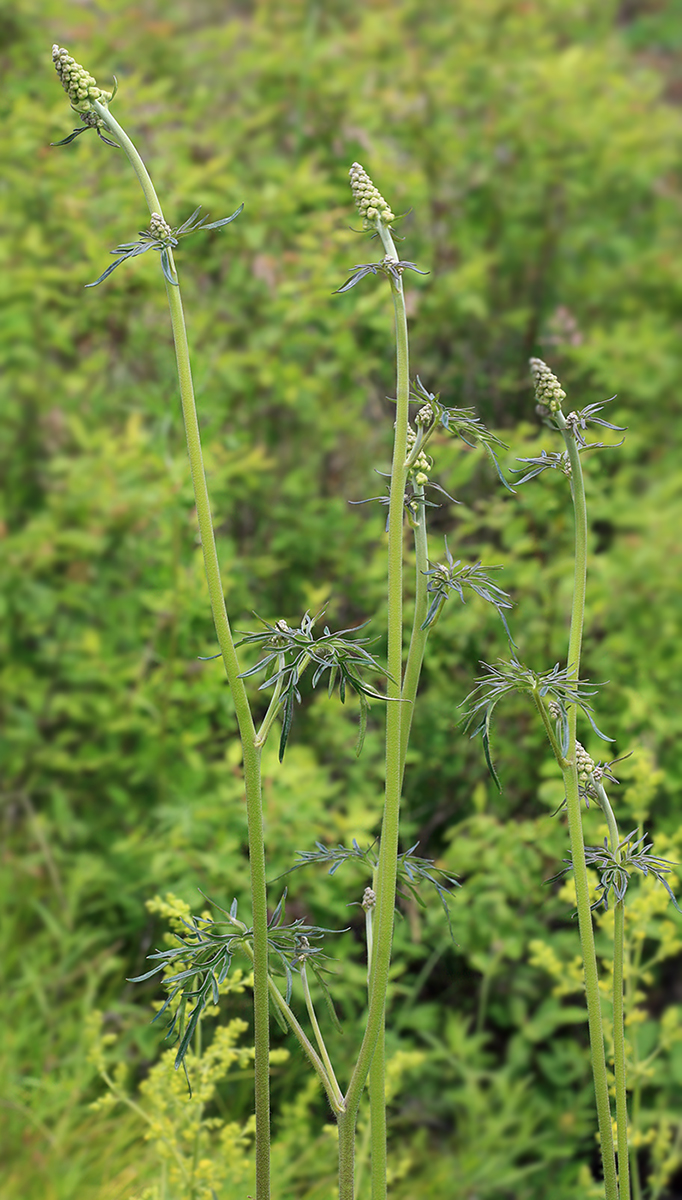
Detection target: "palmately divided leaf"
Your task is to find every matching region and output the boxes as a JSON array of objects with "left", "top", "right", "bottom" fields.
[
  {"left": 234, "top": 609, "right": 395, "bottom": 760},
  {"left": 84, "top": 203, "right": 243, "bottom": 289},
  {"left": 422, "top": 541, "right": 514, "bottom": 642},
  {"left": 550, "top": 830, "right": 681, "bottom": 913},
  {"left": 463, "top": 658, "right": 610, "bottom": 789}
]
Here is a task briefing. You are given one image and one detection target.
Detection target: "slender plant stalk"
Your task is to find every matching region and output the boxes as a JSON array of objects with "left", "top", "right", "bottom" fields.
[
  {"left": 628, "top": 937, "right": 644, "bottom": 1200},
  {"left": 368, "top": 1027, "right": 386, "bottom": 1200},
  {"left": 92, "top": 99, "right": 272, "bottom": 1200},
  {"left": 255, "top": 654, "right": 286, "bottom": 746},
  {"left": 364, "top": 482, "right": 431, "bottom": 1200},
  {"left": 531, "top": 690, "right": 569, "bottom": 768},
  {"left": 595, "top": 779, "right": 630, "bottom": 1200},
  {"left": 557, "top": 409, "right": 619, "bottom": 1200},
  {"left": 338, "top": 218, "right": 409, "bottom": 1200},
  {"left": 225, "top": 911, "right": 344, "bottom": 1113},
  {"left": 300, "top": 963, "right": 344, "bottom": 1106},
  {"left": 364, "top": 866, "right": 386, "bottom": 1200},
  {"left": 613, "top": 898, "right": 630, "bottom": 1198},
  {"left": 400, "top": 479, "right": 431, "bottom": 770}
]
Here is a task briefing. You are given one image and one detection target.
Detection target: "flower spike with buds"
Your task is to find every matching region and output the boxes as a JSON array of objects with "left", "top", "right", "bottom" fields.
[
  {"left": 52, "top": 45, "right": 113, "bottom": 113},
  {"left": 529, "top": 356, "right": 566, "bottom": 414},
  {"left": 349, "top": 162, "right": 396, "bottom": 230}
]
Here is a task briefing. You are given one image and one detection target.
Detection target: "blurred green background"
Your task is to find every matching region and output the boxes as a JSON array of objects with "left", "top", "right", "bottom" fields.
[{"left": 4, "top": 0, "right": 682, "bottom": 1196}]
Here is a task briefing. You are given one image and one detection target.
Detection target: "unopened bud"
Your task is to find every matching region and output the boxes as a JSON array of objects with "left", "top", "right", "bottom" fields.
[
  {"left": 149, "top": 212, "right": 173, "bottom": 241},
  {"left": 529, "top": 357, "right": 566, "bottom": 414},
  {"left": 349, "top": 162, "right": 395, "bottom": 230},
  {"left": 362, "top": 887, "right": 376, "bottom": 911},
  {"left": 575, "top": 741, "right": 596, "bottom": 783},
  {"left": 52, "top": 45, "right": 112, "bottom": 112}
]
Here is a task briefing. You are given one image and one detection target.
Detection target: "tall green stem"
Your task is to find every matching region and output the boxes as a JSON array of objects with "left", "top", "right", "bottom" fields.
[
  {"left": 595, "top": 779, "right": 630, "bottom": 1198},
  {"left": 629, "top": 935, "right": 644, "bottom": 1200},
  {"left": 613, "top": 899, "right": 630, "bottom": 1199},
  {"left": 93, "top": 100, "right": 272, "bottom": 1200},
  {"left": 338, "top": 222, "right": 409, "bottom": 1200},
  {"left": 365, "top": 483, "right": 430, "bottom": 1200},
  {"left": 400, "top": 480, "right": 430, "bottom": 770},
  {"left": 557, "top": 410, "right": 618, "bottom": 1200}
]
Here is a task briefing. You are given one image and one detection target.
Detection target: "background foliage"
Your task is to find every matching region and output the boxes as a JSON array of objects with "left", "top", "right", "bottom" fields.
[{"left": 3, "top": 0, "right": 682, "bottom": 1196}]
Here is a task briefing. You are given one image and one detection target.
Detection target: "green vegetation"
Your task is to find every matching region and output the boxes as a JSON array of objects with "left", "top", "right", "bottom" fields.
[{"left": 4, "top": 1, "right": 682, "bottom": 1197}]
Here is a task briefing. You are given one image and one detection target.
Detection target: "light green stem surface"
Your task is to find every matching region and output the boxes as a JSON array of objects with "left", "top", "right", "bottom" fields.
[
  {"left": 595, "top": 780, "right": 629, "bottom": 1198},
  {"left": 236, "top": 934, "right": 344, "bottom": 1114},
  {"left": 93, "top": 100, "right": 272, "bottom": 1200},
  {"left": 338, "top": 221, "right": 409, "bottom": 1200},
  {"left": 400, "top": 480, "right": 430, "bottom": 770},
  {"left": 557, "top": 409, "right": 618, "bottom": 1200},
  {"left": 613, "top": 900, "right": 630, "bottom": 1199},
  {"left": 300, "top": 963, "right": 344, "bottom": 1109},
  {"left": 365, "top": 483, "right": 430, "bottom": 1200},
  {"left": 532, "top": 689, "right": 569, "bottom": 769}
]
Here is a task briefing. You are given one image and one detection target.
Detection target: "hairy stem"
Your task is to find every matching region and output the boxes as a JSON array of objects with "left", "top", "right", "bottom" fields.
[
  {"left": 337, "top": 1110, "right": 356, "bottom": 1200},
  {"left": 339, "top": 221, "right": 409, "bottom": 1200},
  {"left": 557, "top": 409, "right": 618, "bottom": 1200},
  {"left": 365, "top": 867, "right": 385, "bottom": 1200},
  {"left": 93, "top": 100, "right": 272, "bottom": 1200}
]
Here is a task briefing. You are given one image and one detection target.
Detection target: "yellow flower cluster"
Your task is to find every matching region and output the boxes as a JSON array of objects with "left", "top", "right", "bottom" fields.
[
  {"left": 52, "top": 45, "right": 112, "bottom": 112},
  {"left": 528, "top": 938, "right": 584, "bottom": 997}
]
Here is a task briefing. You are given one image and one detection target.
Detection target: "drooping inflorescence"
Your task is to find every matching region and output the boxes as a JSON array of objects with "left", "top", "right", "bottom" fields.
[
  {"left": 529, "top": 356, "right": 566, "bottom": 414},
  {"left": 52, "top": 45, "right": 112, "bottom": 112},
  {"left": 349, "top": 162, "right": 395, "bottom": 230}
]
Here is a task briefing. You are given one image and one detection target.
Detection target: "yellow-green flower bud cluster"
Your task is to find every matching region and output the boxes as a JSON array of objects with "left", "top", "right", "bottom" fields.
[
  {"left": 52, "top": 45, "right": 112, "bottom": 113},
  {"left": 149, "top": 212, "right": 173, "bottom": 241},
  {"left": 548, "top": 700, "right": 562, "bottom": 720},
  {"left": 349, "top": 162, "right": 395, "bottom": 229},
  {"left": 529, "top": 356, "right": 566, "bottom": 414},
  {"left": 362, "top": 887, "right": 376, "bottom": 911},
  {"left": 416, "top": 403, "right": 433, "bottom": 426},
  {"left": 406, "top": 425, "right": 431, "bottom": 486},
  {"left": 575, "top": 741, "right": 596, "bottom": 783}
]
